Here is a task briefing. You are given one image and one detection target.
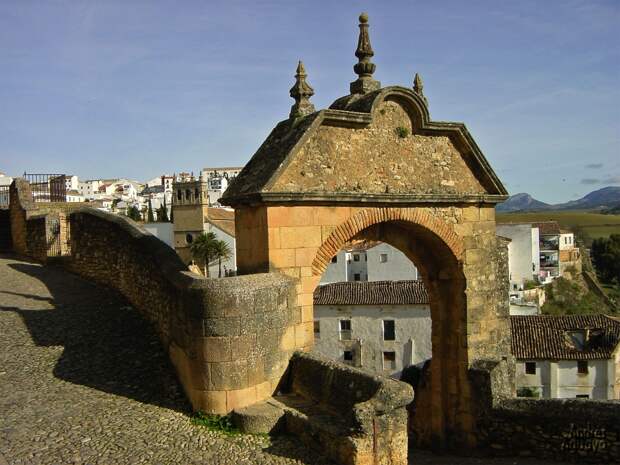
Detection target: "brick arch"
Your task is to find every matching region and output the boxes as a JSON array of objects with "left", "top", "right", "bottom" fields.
[{"left": 311, "top": 207, "right": 464, "bottom": 276}]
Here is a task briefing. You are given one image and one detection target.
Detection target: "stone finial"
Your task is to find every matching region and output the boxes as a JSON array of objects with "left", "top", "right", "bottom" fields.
[
  {"left": 289, "top": 61, "right": 316, "bottom": 119},
  {"left": 350, "top": 12, "right": 381, "bottom": 95},
  {"left": 413, "top": 72, "right": 428, "bottom": 106}
]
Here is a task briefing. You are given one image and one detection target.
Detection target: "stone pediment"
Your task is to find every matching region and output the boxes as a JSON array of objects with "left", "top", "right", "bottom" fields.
[{"left": 221, "top": 86, "right": 508, "bottom": 207}]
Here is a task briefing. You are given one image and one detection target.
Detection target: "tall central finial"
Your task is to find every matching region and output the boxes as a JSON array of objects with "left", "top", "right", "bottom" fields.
[
  {"left": 350, "top": 12, "right": 381, "bottom": 95},
  {"left": 289, "top": 61, "right": 315, "bottom": 119}
]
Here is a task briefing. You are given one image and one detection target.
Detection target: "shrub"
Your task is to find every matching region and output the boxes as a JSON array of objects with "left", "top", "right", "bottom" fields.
[
  {"left": 395, "top": 126, "right": 409, "bottom": 138},
  {"left": 190, "top": 412, "right": 240, "bottom": 436},
  {"left": 517, "top": 387, "right": 540, "bottom": 398}
]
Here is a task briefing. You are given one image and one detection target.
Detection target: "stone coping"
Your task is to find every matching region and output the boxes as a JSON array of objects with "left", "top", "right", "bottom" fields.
[
  {"left": 226, "top": 192, "right": 509, "bottom": 206},
  {"left": 494, "top": 397, "right": 620, "bottom": 423},
  {"left": 70, "top": 207, "right": 294, "bottom": 294},
  {"left": 288, "top": 351, "right": 414, "bottom": 415}
]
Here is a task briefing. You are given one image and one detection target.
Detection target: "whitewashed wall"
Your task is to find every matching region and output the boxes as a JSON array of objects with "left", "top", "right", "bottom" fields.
[
  {"left": 312, "top": 304, "right": 431, "bottom": 378},
  {"left": 366, "top": 243, "right": 418, "bottom": 281},
  {"left": 516, "top": 359, "right": 613, "bottom": 400},
  {"left": 496, "top": 224, "right": 539, "bottom": 289},
  {"left": 557, "top": 360, "right": 608, "bottom": 400},
  {"left": 204, "top": 222, "right": 236, "bottom": 277},
  {"left": 319, "top": 242, "right": 418, "bottom": 284},
  {"left": 143, "top": 222, "right": 174, "bottom": 249}
]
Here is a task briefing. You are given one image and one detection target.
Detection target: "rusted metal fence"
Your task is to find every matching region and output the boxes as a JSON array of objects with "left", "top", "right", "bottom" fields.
[
  {"left": 23, "top": 173, "right": 67, "bottom": 203},
  {"left": 46, "top": 216, "right": 62, "bottom": 257}
]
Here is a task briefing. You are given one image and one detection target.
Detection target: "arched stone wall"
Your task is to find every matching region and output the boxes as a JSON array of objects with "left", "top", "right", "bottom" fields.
[
  {"left": 233, "top": 202, "right": 512, "bottom": 448},
  {"left": 312, "top": 207, "right": 464, "bottom": 275}
]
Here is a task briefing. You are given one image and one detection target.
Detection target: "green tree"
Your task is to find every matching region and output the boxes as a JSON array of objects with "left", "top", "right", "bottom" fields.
[
  {"left": 190, "top": 232, "right": 218, "bottom": 277},
  {"left": 157, "top": 199, "right": 169, "bottom": 222},
  {"left": 147, "top": 199, "right": 155, "bottom": 222},
  {"left": 591, "top": 234, "right": 620, "bottom": 284},
  {"left": 126, "top": 205, "right": 142, "bottom": 222},
  {"left": 211, "top": 239, "right": 232, "bottom": 278}
]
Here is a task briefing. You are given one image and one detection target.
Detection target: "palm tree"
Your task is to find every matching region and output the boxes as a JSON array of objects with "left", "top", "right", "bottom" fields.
[
  {"left": 211, "top": 239, "right": 232, "bottom": 278},
  {"left": 190, "top": 232, "right": 217, "bottom": 277}
]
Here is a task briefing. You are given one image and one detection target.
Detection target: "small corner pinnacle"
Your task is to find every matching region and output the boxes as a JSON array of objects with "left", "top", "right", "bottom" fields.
[{"left": 413, "top": 72, "right": 428, "bottom": 107}]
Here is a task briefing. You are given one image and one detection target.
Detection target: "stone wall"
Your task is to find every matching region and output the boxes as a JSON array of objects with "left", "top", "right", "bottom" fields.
[
  {"left": 236, "top": 202, "right": 513, "bottom": 448},
  {"left": 9, "top": 179, "right": 73, "bottom": 259},
  {"left": 24, "top": 214, "right": 48, "bottom": 262},
  {"left": 270, "top": 100, "right": 487, "bottom": 196},
  {"left": 480, "top": 399, "right": 620, "bottom": 463},
  {"left": 64, "top": 208, "right": 298, "bottom": 413},
  {"left": 282, "top": 351, "right": 413, "bottom": 465},
  {"left": 8, "top": 180, "right": 300, "bottom": 414}
]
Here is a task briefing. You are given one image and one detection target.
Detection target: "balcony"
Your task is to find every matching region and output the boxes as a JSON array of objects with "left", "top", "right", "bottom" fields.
[{"left": 539, "top": 238, "right": 559, "bottom": 251}]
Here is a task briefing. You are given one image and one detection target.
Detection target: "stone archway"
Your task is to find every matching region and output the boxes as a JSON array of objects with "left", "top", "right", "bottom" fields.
[
  {"left": 221, "top": 14, "right": 513, "bottom": 449},
  {"left": 313, "top": 211, "right": 469, "bottom": 448}
]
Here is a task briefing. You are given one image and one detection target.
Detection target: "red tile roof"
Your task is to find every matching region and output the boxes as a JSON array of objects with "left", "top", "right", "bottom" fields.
[
  {"left": 532, "top": 221, "right": 560, "bottom": 235},
  {"left": 314, "top": 280, "right": 429, "bottom": 306},
  {"left": 510, "top": 315, "right": 620, "bottom": 360}
]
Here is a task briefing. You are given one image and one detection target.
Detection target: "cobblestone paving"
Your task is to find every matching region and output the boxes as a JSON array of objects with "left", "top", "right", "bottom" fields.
[{"left": 0, "top": 255, "right": 561, "bottom": 465}]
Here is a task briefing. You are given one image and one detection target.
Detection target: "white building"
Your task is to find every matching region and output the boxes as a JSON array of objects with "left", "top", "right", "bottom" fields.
[
  {"left": 320, "top": 241, "right": 418, "bottom": 284},
  {"left": 0, "top": 173, "right": 12, "bottom": 208},
  {"left": 66, "top": 190, "right": 85, "bottom": 203},
  {"left": 78, "top": 180, "right": 102, "bottom": 199},
  {"left": 200, "top": 166, "right": 243, "bottom": 207},
  {"left": 313, "top": 280, "right": 432, "bottom": 378},
  {"left": 496, "top": 223, "right": 540, "bottom": 291},
  {"left": 203, "top": 207, "right": 236, "bottom": 277},
  {"left": 512, "top": 315, "right": 620, "bottom": 400},
  {"left": 64, "top": 175, "right": 79, "bottom": 192},
  {"left": 143, "top": 222, "right": 174, "bottom": 249}
]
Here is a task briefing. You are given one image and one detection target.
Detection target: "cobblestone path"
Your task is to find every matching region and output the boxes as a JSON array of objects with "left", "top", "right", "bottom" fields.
[{"left": 0, "top": 255, "right": 562, "bottom": 465}]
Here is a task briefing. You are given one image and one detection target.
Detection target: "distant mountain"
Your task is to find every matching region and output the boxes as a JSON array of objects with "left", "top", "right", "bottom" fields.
[
  {"left": 496, "top": 193, "right": 551, "bottom": 212},
  {"left": 554, "top": 187, "right": 620, "bottom": 211},
  {"left": 497, "top": 187, "right": 620, "bottom": 213}
]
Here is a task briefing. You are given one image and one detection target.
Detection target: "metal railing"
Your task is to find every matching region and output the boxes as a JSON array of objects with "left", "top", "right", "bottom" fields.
[
  {"left": 23, "top": 173, "right": 67, "bottom": 203},
  {"left": 0, "top": 186, "right": 9, "bottom": 209}
]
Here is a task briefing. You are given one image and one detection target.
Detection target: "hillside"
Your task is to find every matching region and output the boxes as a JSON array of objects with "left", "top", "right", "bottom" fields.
[
  {"left": 496, "top": 210, "right": 620, "bottom": 243},
  {"left": 555, "top": 186, "right": 620, "bottom": 210},
  {"left": 495, "top": 193, "right": 551, "bottom": 212},
  {"left": 496, "top": 186, "right": 620, "bottom": 213}
]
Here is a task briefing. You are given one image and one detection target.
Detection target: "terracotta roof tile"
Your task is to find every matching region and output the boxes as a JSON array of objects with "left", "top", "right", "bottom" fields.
[
  {"left": 531, "top": 221, "right": 560, "bottom": 235},
  {"left": 205, "top": 208, "right": 235, "bottom": 237},
  {"left": 314, "top": 280, "right": 429, "bottom": 306},
  {"left": 510, "top": 315, "right": 620, "bottom": 360}
]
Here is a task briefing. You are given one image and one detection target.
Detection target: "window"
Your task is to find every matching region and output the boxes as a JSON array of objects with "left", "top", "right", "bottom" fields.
[
  {"left": 313, "top": 320, "right": 320, "bottom": 339},
  {"left": 185, "top": 189, "right": 192, "bottom": 201},
  {"left": 576, "top": 394, "right": 589, "bottom": 399},
  {"left": 331, "top": 255, "right": 337, "bottom": 263},
  {"left": 383, "top": 320, "right": 395, "bottom": 341},
  {"left": 577, "top": 360, "right": 588, "bottom": 374},
  {"left": 339, "top": 320, "right": 351, "bottom": 340},
  {"left": 343, "top": 350, "right": 354, "bottom": 364},
  {"left": 177, "top": 190, "right": 182, "bottom": 201},
  {"left": 380, "top": 253, "right": 388, "bottom": 263},
  {"left": 525, "top": 362, "right": 536, "bottom": 375},
  {"left": 353, "top": 254, "right": 360, "bottom": 262},
  {"left": 383, "top": 351, "right": 396, "bottom": 371},
  {"left": 354, "top": 273, "right": 361, "bottom": 281},
  {"left": 186, "top": 233, "right": 193, "bottom": 244},
  {"left": 194, "top": 188, "right": 200, "bottom": 199}
]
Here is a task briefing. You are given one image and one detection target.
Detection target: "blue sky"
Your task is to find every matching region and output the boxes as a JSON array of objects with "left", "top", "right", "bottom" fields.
[{"left": 1, "top": 0, "right": 618, "bottom": 203}]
